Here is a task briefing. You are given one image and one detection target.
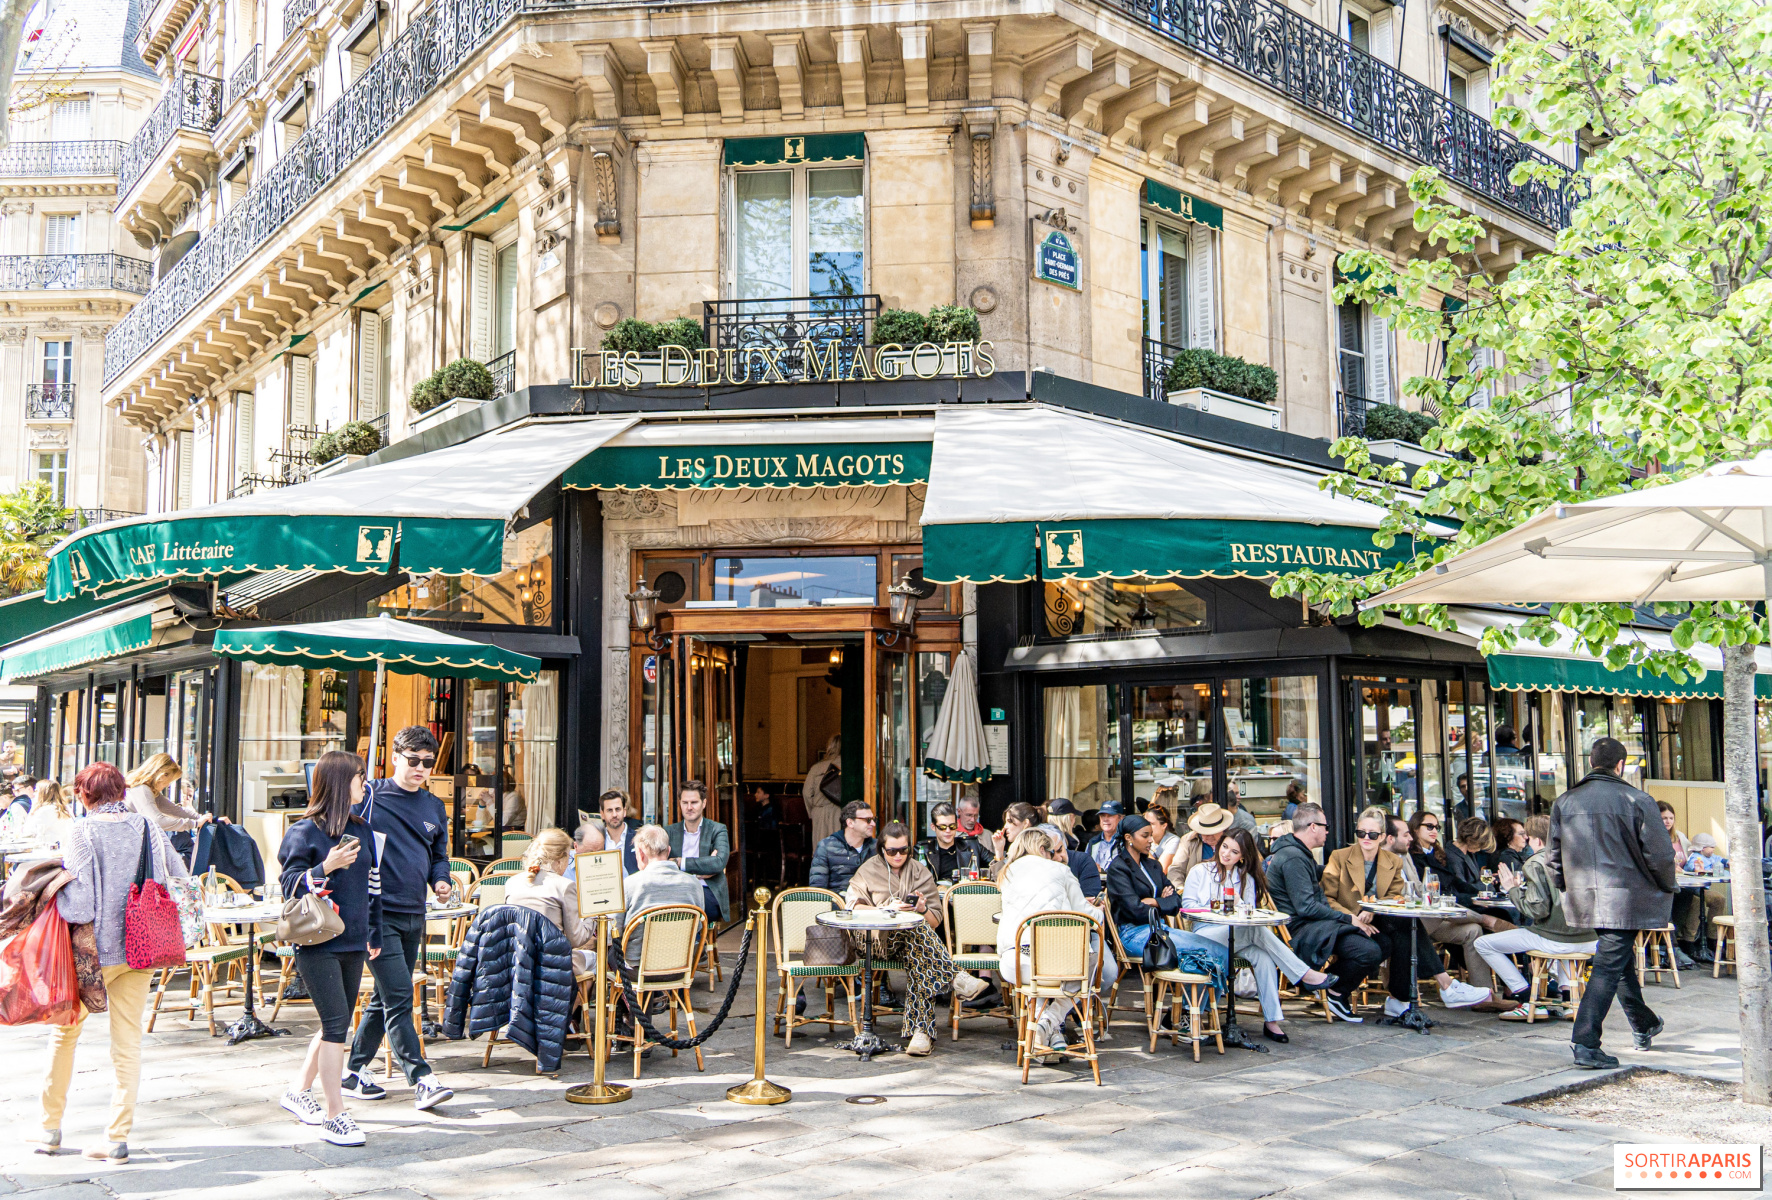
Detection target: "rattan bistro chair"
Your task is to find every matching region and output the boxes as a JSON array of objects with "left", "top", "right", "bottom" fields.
[
  {"left": 1713, "top": 915, "right": 1737, "bottom": 977},
  {"left": 610, "top": 904, "right": 707, "bottom": 1078},
  {"left": 771, "top": 886, "right": 859, "bottom": 1046},
  {"left": 1099, "top": 905, "right": 1146, "bottom": 1034},
  {"left": 1009, "top": 911, "right": 1103, "bottom": 1085},
  {"left": 1637, "top": 925, "right": 1681, "bottom": 987},
  {"left": 945, "top": 882, "right": 1012, "bottom": 1040}
]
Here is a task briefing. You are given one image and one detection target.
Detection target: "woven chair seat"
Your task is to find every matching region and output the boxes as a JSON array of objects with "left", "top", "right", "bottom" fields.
[
  {"left": 189, "top": 945, "right": 249, "bottom": 964},
  {"left": 1148, "top": 968, "right": 1214, "bottom": 984},
  {"left": 953, "top": 952, "right": 998, "bottom": 971},
  {"left": 784, "top": 961, "right": 861, "bottom": 977}
]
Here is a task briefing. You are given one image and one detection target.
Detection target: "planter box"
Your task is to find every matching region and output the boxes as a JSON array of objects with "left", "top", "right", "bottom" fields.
[
  {"left": 1166, "top": 386, "right": 1282, "bottom": 430},
  {"left": 410, "top": 396, "right": 487, "bottom": 434},
  {"left": 310, "top": 453, "right": 365, "bottom": 478},
  {"left": 1368, "top": 438, "right": 1452, "bottom": 467}
]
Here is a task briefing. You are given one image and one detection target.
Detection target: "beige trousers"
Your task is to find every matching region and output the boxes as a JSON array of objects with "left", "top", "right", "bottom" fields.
[{"left": 41, "top": 965, "right": 153, "bottom": 1143}]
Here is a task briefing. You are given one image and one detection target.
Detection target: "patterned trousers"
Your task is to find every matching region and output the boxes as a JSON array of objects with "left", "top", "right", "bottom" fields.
[{"left": 877, "top": 924, "right": 958, "bottom": 1037}]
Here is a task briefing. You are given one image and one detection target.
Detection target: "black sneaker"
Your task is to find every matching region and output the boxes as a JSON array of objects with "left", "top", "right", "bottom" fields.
[
  {"left": 1572, "top": 1043, "right": 1620, "bottom": 1069},
  {"left": 1632, "top": 1020, "right": 1664, "bottom": 1051},
  {"left": 1324, "top": 993, "right": 1364, "bottom": 1024},
  {"left": 340, "top": 1071, "right": 387, "bottom": 1101}
]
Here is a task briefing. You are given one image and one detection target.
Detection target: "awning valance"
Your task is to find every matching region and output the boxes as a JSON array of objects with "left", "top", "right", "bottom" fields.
[
  {"left": 1142, "top": 179, "right": 1225, "bottom": 230},
  {"left": 213, "top": 615, "right": 541, "bottom": 683},
  {"left": 920, "top": 406, "right": 1427, "bottom": 583},
  {"left": 47, "top": 416, "right": 637, "bottom": 602},
  {"left": 0, "top": 601, "right": 159, "bottom": 682},
  {"left": 722, "top": 133, "right": 866, "bottom": 166},
  {"left": 563, "top": 417, "right": 932, "bottom": 490}
]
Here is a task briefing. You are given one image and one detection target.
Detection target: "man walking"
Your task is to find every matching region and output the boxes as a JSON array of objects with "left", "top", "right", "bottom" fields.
[
  {"left": 343, "top": 726, "right": 454, "bottom": 1109},
  {"left": 1549, "top": 737, "right": 1676, "bottom": 1068}
]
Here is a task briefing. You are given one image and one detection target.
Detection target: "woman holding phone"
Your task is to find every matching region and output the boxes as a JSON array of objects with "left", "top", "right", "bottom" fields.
[{"left": 276, "top": 751, "right": 382, "bottom": 1146}]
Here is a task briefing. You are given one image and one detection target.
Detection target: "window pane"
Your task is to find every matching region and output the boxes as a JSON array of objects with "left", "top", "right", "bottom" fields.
[
  {"left": 1614, "top": 697, "right": 1647, "bottom": 789},
  {"left": 1044, "top": 577, "right": 1206, "bottom": 636},
  {"left": 915, "top": 651, "right": 951, "bottom": 826},
  {"left": 735, "top": 170, "right": 792, "bottom": 301},
  {"left": 1157, "top": 224, "right": 1187, "bottom": 346},
  {"left": 238, "top": 664, "right": 346, "bottom": 812},
  {"left": 712, "top": 555, "right": 876, "bottom": 607},
  {"left": 1483, "top": 691, "right": 1535, "bottom": 821},
  {"left": 1225, "top": 677, "right": 1320, "bottom": 825},
  {"left": 462, "top": 680, "right": 500, "bottom": 857},
  {"left": 372, "top": 519, "right": 553, "bottom": 626},
  {"left": 1131, "top": 683, "right": 1210, "bottom": 808},
  {"left": 1657, "top": 698, "right": 1715, "bottom": 782},
  {"left": 1044, "top": 684, "right": 1121, "bottom": 811},
  {"left": 808, "top": 167, "right": 864, "bottom": 298},
  {"left": 505, "top": 672, "right": 558, "bottom": 834}
]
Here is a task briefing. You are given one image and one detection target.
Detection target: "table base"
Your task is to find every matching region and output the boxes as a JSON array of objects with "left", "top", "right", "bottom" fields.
[
  {"left": 224, "top": 1010, "right": 286, "bottom": 1045},
  {"left": 1220, "top": 923, "right": 1269, "bottom": 1053},
  {"left": 1380, "top": 1006, "right": 1435, "bottom": 1033}
]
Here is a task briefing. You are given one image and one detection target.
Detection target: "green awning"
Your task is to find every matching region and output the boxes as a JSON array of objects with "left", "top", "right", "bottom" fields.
[
  {"left": 441, "top": 196, "right": 508, "bottom": 231},
  {"left": 723, "top": 133, "right": 865, "bottom": 166},
  {"left": 213, "top": 614, "right": 540, "bottom": 683},
  {"left": 353, "top": 280, "right": 387, "bottom": 304},
  {"left": 0, "top": 581, "right": 165, "bottom": 648},
  {"left": 1487, "top": 653, "right": 1772, "bottom": 699},
  {"left": 0, "top": 602, "right": 156, "bottom": 682},
  {"left": 566, "top": 441, "right": 930, "bottom": 490},
  {"left": 1142, "top": 179, "right": 1224, "bottom": 230}
]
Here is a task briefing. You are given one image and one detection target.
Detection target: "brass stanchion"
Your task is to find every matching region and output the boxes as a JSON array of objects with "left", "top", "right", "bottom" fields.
[
  {"left": 727, "top": 887, "right": 790, "bottom": 1105},
  {"left": 566, "top": 913, "right": 631, "bottom": 1105}
]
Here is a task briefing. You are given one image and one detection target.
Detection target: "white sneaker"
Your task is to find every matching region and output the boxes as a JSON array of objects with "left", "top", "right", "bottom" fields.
[
  {"left": 1384, "top": 996, "right": 1410, "bottom": 1018},
  {"left": 950, "top": 972, "right": 990, "bottom": 1002},
  {"left": 1440, "top": 981, "right": 1491, "bottom": 1009},
  {"left": 281, "top": 1088, "right": 325, "bottom": 1125},
  {"left": 906, "top": 1030, "right": 934, "bottom": 1056},
  {"left": 413, "top": 1077, "right": 453, "bottom": 1112},
  {"left": 322, "top": 1112, "right": 365, "bottom": 1147}
]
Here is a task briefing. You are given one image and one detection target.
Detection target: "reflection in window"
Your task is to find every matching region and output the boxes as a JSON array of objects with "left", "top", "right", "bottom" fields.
[
  {"left": 238, "top": 664, "right": 347, "bottom": 809},
  {"left": 373, "top": 519, "right": 553, "bottom": 626},
  {"left": 914, "top": 651, "right": 952, "bottom": 829},
  {"left": 808, "top": 168, "right": 864, "bottom": 298},
  {"left": 506, "top": 672, "right": 559, "bottom": 835},
  {"left": 1044, "top": 577, "right": 1207, "bottom": 637},
  {"left": 1044, "top": 684, "right": 1120, "bottom": 810},
  {"left": 1656, "top": 699, "right": 1716, "bottom": 782},
  {"left": 1224, "top": 677, "right": 1320, "bottom": 823},
  {"left": 1131, "top": 684, "right": 1211, "bottom": 807},
  {"left": 735, "top": 170, "right": 792, "bottom": 300},
  {"left": 713, "top": 555, "right": 877, "bottom": 607}
]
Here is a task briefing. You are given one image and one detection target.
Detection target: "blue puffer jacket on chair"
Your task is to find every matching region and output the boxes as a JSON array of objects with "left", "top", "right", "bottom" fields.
[{"left": 443, "top": 904, "right": 574, "bottom": 1071}]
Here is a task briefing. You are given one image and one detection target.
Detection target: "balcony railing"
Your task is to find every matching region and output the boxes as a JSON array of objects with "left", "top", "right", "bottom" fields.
[
  {"left": 486, "top": 349, "right": 515, "bottom": 397},
  {"left": 26, "top": 383, "right": 74, "bottom": 419},
  {"left": 1337, "top": 390, "right": 1375, "bottom": 438},
  {"left": 117, "top": 70, "right": 224, "bottom": 199},
  {"left": 1142, "top": 336, "right": 1185, "bottom": 405},
  {"left": 106, "top": 0, "right": 525, "bottom": 386},
  {"left": 283, "top": 0, "right": 318, "bottom": 41},
  {"left": 227, "top": 46, "right": 260, "bottom": 106},
  {"left": 702, "top": 295, "right": 882, "bottom": 384},
  {"left": 0, "top": 254, "right": 153, "bottom": 293},
  {"left": 1113, "top": 0, "right": 1575, "bottom": 229},
  {"left": 0, "top": 141, "right": 124, "bottom": 176},
  {"left": 57, "top": 508, "right": 142, "bottom": 532}
]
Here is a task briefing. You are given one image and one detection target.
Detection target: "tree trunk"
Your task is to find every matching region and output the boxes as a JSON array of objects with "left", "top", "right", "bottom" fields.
[{"left": 1722, "top": 641, "right": 1770, "bottom": 1105}]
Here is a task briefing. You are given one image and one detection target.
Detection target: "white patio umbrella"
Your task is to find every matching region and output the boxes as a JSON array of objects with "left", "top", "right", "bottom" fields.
[
  {"left": 923, "top": 650, "right": 992, "bottom": 785},
  {"left": 1370, "top": 450, "right": 1772, "bottom": 1102}
]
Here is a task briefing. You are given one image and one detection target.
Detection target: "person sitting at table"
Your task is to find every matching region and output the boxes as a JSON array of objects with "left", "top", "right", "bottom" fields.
[
  {"left": 1146, "top": 805, "right": 1183, "bottom": 875},
  {"left": 505, "top": 828, "right": 597, "bottom": 975},
  {"left": 1679, "top": 834, "right": 1730, "bottom": 963},
  {"left": 919, "top": 801, "right": 993, "bottom": 881},
  {"left": 1252, "top": 804, "right": 1369, "bottom": 1023},
  {"left": 1083, "top": 801, "right": 1125, "bottom": 873},
  {"left": 956, "top": 796, "right": 986, "bottom": 841},
  {"left": 1104, "top": 815, "right": 1228, "bottom": 994},
  {"left": 615, "top": 825, "right": 708, "bottom": 1042},
  {"left": 1659, "top": 802, "right": 1705, "bottom": 965},
  {"left": 998, "top": 826, "right": 1105, "bottom": 1063},
  {"left": 1684, "top": 833, "right": 1728, "bottom": 874},
  {"left": 1222, "top": 785, "right": 1256, "bottom": 834},
  {"left": 1180, "top": 827, "right": 1337, "bottom": 1043},
  {"left": 1283, "top": 779, "right": 1308, "bottom": 823},
  {"left": 1490, "top": 818, "right": 1529, "bottom": 875},
  {"left": 1472, "top": 815, "right": 1598, "bottom": 1010},
  {"left": 1168, "top": 802, "right": 1234, "bottom": 889},
  {"left": 1046, "top": 798, "right": 1083, "bottom": 850},
  {"left": 1386, "top": 813, "right": 1510, "bottom": 1007},
  {"left": 1408, "top": 809, "right": 1481, "bottom": 905},
  {"left": 988, "top": 801, "right": 1038, "bottom": 868},
  {"left": 23, "top": 779, "right": 74, "bottom": 847},
  {"left": 561, "top": 820, "right": 605, "bottom": 883},
  {"left": 1323, "top": 808, "right": 1491, "bottom": 1013},
  {"left": 845, "top": 821, "right": 992, "bottom": 1057},
  {"left": 809, "top": 801, "right": 878, "bottom": 895}
]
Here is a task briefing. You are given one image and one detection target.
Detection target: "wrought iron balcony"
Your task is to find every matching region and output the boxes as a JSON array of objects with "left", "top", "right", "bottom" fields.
[
  {"left": 1112, "top": 0, "right": 1575, "bottom": 229},
  {"left": 58, "top": 508, "right": 144, "bottom": 531},
  {"left": 283, "top": 0, "right": 318, "bottom": 41},
  {"left": 0, "top": 141, "right": 124, "bottom": 176},
  {"left": 1337, "top": 389, "right": 1375, "bottom": 438},
  {"left": 0, "top": 254, "right": 153, "bottom": 293},
  {"left": 106, "top": 0, "right": 525, "bottom": 386},
  {"left": 487, "top": 349, "right": 516, "bottom": 397},
  {"left": 702, "top": 295, "right": 881, "bottom": 384},
  {"left": 227, "top": 45, "right": 260, "bottom": 106},
  {"left": 1143, "top": 336, "right": 1186, "bottom": 405},
  {"left": 26, "top": 383, "right": 74, "bottom": 420},
  {"left": 117, "top": 71, "right": 224, "bottom": 199}
]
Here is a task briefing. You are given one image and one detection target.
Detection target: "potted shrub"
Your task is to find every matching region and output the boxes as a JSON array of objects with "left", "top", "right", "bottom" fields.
[
  {"left": 1360, "top": 403, "right": 1448, "bottom": 465},
  {"left": 411, "top": 357, "right": 499, "bottom": 432},
  {"left": 595, "top": 317, "right": 708, "bottom": 384},
  {"left": 873, "top": 306, "right": 981, "bottom": 377},
  {"left": 308, "top": 420, "right": 382, "bottom": 475},
  {"left": 1163, "top": 349, "right": 1282, "bottom": 428}
]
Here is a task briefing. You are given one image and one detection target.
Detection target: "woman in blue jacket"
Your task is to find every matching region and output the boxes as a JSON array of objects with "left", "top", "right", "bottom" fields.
[{"left": 277, "top": 751, "right": 381, "bottom": 1146}]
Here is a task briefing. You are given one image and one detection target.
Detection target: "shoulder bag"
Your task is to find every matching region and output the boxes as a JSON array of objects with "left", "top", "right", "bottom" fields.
[
  {"left": 124, "top": 821, "right": 188, "bottom": 970},
  {"left": 800, "top": 921, "right": 856, "bottom": 966},
  {"left": 277, "top": 858, "right": 345, "bottom": 947}
]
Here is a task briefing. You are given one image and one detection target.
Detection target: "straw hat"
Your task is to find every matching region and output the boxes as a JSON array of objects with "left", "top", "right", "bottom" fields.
[{"left": 1188, "top": 803, "right": 1235, "bottom": 836}]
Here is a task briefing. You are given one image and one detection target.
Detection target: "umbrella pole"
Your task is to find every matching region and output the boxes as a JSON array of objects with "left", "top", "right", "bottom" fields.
[{"left": 367, "top": 661, "right": 386, "bottom": 780}]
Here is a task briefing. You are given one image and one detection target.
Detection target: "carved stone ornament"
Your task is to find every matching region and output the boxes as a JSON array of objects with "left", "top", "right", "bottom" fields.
[
  {"left": 537, "top": 225, "right": 568, "bottom": 254},
  {"left": 594, "top": 301, "right": 622, "bottom": 329},
  {"left": 969, "top": 285, "right": 999, "bottom": 313},
  {"left": 0, "top": 327, "right": 27, "bottom": 344},
  {"left": 28, "top": 425, "right": 69, "bottom": 449},
  {"left": 970, "top": 131, "right": 995, "bottom": 229},
  {"left": 593, "top": 151, "right": 620, "bottom": 243}
]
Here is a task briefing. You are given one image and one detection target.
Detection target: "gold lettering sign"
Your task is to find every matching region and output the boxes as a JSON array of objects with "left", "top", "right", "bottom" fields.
[
  {"left": 572, "top": 341, "right": 996, "bottom": 389},
  {"left": 1226, "top": 542, "right": 1387, "bottom": 572}
]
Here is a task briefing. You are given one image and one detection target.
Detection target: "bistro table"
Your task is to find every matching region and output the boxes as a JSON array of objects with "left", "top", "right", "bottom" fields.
[
  {"left": 1677, "top": 871, "right": 1731, "bottom": 888},
  {"left": 201, "top": 899, "right": 286, "bottom": 1044},
  {"left": 1188, "top": 907, "right": 1291, "bottom": 1054},
  {"left": 1361, "top": 898, "right": 1473, "bottom": 1033},
  {"left": 814, "top": 907, "right": 926, "bottom": 1061}
]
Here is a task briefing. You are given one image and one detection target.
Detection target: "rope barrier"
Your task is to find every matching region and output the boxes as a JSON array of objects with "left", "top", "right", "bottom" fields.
[{"left": 611, "top": 923, "right": 754, "bottom": 1052}]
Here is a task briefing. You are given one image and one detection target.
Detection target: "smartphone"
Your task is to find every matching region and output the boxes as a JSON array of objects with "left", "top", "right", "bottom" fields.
[
  {"left": 901, "top": 892, "right": 921, "bottom": 907},
  {"left": 337, "top": 834, "right": 360, "bottom": 853}
]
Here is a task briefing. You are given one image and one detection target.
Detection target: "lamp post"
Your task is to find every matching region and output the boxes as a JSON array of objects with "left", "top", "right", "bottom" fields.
[
  {"left": 880, "top": 579, "right": 921, "bottom": 647},
  {"left": 626, "top": 582, "right": 669, "bottom": 651}
]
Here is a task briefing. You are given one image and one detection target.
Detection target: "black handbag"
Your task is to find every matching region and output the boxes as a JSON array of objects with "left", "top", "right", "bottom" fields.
[{"left": 1141, "top": 909, "right": 1178, "bottom": 973}]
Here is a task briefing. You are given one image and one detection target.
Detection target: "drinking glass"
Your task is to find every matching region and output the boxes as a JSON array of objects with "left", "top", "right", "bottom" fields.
[{"left": 1426, "top": 876, "right": 1441, "bottom": 905}]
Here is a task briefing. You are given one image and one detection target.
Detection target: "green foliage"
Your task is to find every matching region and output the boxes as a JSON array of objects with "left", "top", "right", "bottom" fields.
[
  {"left": 872, "top": 309, "right": 930, "bottom": 345},
  {"left": 927, "top": 304, "right": 982, "bottom": 343},
  {"left": 309, "top": 421, "right": 382, "bottom": 465},
  {"left": 603, "top": 317, "right": 707, "bottom": 353},
  {"left": 439, "top": 358, "right": 496, "bottom": 402},
  {"left": 1359, "top": 403, "right": 1438, "bottom": 445},
  {"left": 1162, "top": 348, "right": 1279, "bottom": 406},
  {"left": 0, "top": 482, "right": 74, "bottom": 597},
  {"left": 410, "top": 372, "right": 447, "bottom": 413}
]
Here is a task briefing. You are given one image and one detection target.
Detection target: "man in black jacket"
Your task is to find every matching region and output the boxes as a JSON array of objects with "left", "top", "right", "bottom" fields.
[
  {"left": 1265, "top": 803, "right": 1375, "bottom": 1023},
  {"left": 1549, "top": 737, "right": 1677, "bottom": 1068},
  {"left": 918, "top": 801, "right": 993, "bottom": 881}
]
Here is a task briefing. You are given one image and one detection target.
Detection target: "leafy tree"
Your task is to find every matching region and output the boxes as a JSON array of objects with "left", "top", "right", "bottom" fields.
[
  {"left": 0, "top": 481, "right": 74, "bottom": 597},
  {"left": 1277, "top": 0, "right": 1772, "bottom": 1101}
]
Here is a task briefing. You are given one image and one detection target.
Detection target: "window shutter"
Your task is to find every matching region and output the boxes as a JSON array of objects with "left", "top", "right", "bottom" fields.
[
  {"left": 1187, "top": 223, "right": 1216, "bottom": 351},
  {"left": 233, "top": 392, "right": 254, "bottom": 485},
  {"left": 1371, "top": 14, "right": 1394, "bottom": 64},
  {"left": 495, "top": 243, "right": 518, "bottom": 357},
  {"left": 1337, "top": 301, "right": 1366, "bottom": 398},
  {"left": 176, "top": 432, "right": 193, "bottom": 509},
  {"left": 377, "top": 311, "right": 392, "bottom": 417},
  {"left": 357, "top": 310, "right": 383, "bottom": 420},
  {"left": 1471, "top": 345, "right": 1495, "bottom": 407},
  {"left": 45, "top": 215, "right": 77, "bottom": 255},
  {"left": 1367, "top": 308, "right": 1392, "bottom": 405},
  {"left": 1468, "top": 71, "right": 1490, "bottom": 117},
  {"left": 469, "top": 238, "right": 494, "bottom": 361},
  {"left": 289, "top": 354, "right": 313, "bottom": 427},
  {"left": 51, "top": 97, "right": 90, "bottom": 140}
]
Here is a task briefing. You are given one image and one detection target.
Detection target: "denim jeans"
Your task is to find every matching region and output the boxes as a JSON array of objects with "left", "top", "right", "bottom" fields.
[
  {"left": 348, "top": 910, "right": 432, "bottom": 1084},
  {"left": 1118, "top": 920, "right": 1230, "bottom": 983}
]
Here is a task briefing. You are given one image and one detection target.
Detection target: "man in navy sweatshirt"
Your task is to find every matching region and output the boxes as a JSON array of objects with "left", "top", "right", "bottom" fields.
[{"left": 343, "top": 726, "right": 454, "bottom": 1110}]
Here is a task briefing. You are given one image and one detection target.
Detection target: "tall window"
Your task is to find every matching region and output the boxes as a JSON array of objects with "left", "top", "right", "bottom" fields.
[
  {"left": 50, "top": 96, "right": 90, "bottom": 139},
  {"left": 1140, "top": 219, "right": 1188, "bottom": 350},
  {"left": 41, "top": 339, "right": 72, "bottom": 389},
  {"left": 44, "top": 213, "right": 78, "bottom": 255},
  {"left": 36, "top": 451, "right": 67, "bottom": 502},
  {"left": 731, "top": 164, "right": 864, "bottom": 300},
  {"left": 1340, "top": 299, "right": 1390, "bottom": 406},
  {"left": 494, "top": 243, "right": 517, "bottom": 358}
]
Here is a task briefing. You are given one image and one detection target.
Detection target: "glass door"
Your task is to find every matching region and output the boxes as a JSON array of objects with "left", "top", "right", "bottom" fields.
[
  {"left": 1131, "top": 682, "right": 1212, "bottom": 809},
  {"left": 459, "top": 679, "right": 502, "bottom": 860},
  {"left": 677, "top": 637, "right": 743, "bottom": 911},
  {"left": 1349, "top": 677, "right": 1418, "bottom": 817},
  {"left": 636, "top": 646, "right": 672, "bottom": 826},
  {"left": 871, "top": 642, "right": 912, "bottom": 830}
]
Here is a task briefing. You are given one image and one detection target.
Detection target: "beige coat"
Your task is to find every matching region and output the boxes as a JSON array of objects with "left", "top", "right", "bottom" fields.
[
  {"left": 127, "top": 783, "right": 204, "bottom": 833},
  {"left": 505, "top": 867, "right": 597, "bottom": 974}
]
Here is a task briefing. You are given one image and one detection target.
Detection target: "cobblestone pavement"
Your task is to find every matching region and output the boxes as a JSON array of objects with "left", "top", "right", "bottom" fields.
[{"left": 0, "top": 941, "right": 1754, "bottom": 1200}]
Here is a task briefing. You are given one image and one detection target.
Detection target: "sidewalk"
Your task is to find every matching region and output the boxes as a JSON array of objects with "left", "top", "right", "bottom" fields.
[{"left": 0, "top": 947, "right": 1753, "bottom": 1200}]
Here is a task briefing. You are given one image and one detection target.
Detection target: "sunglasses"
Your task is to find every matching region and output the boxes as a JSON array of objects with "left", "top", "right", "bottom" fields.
[
  {"left": 1418, "top": 822, "right": 1440, "bottom": 831},
  {"left": 883, "top": 845, "right": 910, "bottom": 856},
  {"left": 400, "top": 754, "right": 437, "bottom": 768},
  {"left": 1355, "top": 830, "right": 1383, "bottom": 840},
  {"left": 934, "top": 822, "right": 958, "bottom": 832},
  {"left": 855, "top": 815, "right": 877, "bottom": 824}
]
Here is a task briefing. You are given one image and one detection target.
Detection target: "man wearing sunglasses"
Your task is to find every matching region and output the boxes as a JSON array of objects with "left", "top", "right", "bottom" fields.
[
  {"left": 344, "top": 726, "right": 453, "bottom": 1111},
  {"left": 918, "top": 801, "right": 992, "bottom": 882}
]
